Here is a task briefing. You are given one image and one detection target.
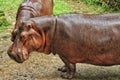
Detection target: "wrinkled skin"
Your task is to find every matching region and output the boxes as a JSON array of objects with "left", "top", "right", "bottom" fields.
[
  {"left": 8, "top": 14, "right": 120, "bottom": 79},
  {"left": 8, "top": 21, "right": 44, "bottom": 63},
  {"left": 11, "top": 0, "right": 53, "bottom": 42},
  {"left": 8, "top": 0, "right": 53, "bottom": 62}
]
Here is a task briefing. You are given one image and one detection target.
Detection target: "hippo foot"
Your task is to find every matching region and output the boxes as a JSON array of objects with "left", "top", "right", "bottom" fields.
[
  {"left": 61, "top": 73, "right": 73, "bottom": 79},
  {"left": 58, "top": 66, "right": 68, "bottom": 72}
]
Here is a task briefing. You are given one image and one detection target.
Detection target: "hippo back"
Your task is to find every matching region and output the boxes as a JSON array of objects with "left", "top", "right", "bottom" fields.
[{"left": 52, "top": 14, "right": 120, "bottom": 65}]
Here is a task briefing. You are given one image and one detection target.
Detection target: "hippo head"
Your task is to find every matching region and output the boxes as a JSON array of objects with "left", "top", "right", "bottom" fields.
[{"left": 8, "top": 21, "right": 45, "bottom": 63}]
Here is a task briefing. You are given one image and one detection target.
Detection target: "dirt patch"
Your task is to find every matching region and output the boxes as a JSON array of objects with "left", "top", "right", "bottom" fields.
[{"left": 0, "top": 0, "right": 120, "bottom": 80}]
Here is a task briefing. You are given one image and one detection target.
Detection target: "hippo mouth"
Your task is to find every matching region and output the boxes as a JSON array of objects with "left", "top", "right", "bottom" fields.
[
  {"left": 7, "top": 49, "right": 29, "bottom": 63},
  {"left": 8, "top": 52, "right": 24, "bottom": 63}
]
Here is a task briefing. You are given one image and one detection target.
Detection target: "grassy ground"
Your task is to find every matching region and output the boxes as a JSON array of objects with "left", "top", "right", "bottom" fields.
[
  {"left": 0, "top": 0, "right": 118, "bottom": 32},
  {"left": 0, "top": 0, "right": 120, "bottom": 80},
  {"left": 0, "top": 0, "right": 22, "bottom": 32},
  {"left": 0, "top": 0, "right": 74, "bottom": 32},
  {"left": 0, "top": 0, "right": 22, "bottom": 18},
  {"left": 54, "top": 0, "right": 74, "bottom": 14}
]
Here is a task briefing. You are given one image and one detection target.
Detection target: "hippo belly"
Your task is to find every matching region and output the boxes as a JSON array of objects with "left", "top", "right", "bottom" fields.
[{"left": 52, "top": 19, "right": 120, "bottom": 66}]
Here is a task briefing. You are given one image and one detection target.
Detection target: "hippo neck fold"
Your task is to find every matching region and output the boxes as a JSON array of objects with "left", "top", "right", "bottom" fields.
[{"left": 32, "top": 16, "right": 57, "bottom": 55}]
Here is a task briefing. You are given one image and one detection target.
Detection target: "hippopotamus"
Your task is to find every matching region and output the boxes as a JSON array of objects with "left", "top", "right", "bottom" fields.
[
  {"left": 8, "top": 14, "right": 120, "bottom": 79},
  {"left": 11, "top": 0, "right": 53, "bottom": 41}
]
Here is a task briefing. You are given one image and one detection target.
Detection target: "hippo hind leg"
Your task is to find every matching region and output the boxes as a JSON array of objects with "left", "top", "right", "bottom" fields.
[{"left": 59, "top": 55, "right": 76, "bottom": 79}]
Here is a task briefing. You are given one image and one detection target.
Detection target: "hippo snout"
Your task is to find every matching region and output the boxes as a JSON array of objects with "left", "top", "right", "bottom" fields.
[{"left": 7, "top": 49, "right": 24, "bottom": 63}]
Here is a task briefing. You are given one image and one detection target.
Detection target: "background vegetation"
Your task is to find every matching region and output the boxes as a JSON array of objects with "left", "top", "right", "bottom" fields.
[
  {"left": 0, "top": 0, "right": 22, "bottom": 32},
  {"left": 0, "top": 0, "right": 120, "bottom": 32},
  {"left": 0, "top": 0, "right": 73, "bottom": 32},
  {"left": 75, "top": 0, "right": 120, "bottom": 11}
]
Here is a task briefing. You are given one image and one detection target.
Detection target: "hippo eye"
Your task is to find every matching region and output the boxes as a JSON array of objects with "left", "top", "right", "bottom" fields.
[
  {"left": 29, "top": 34, "right": 33, "bottom": 39},
  {"left": 20, "top": 35, "right": 24, "bottom": 40},
  {"left": 20, "top": 31, "right": 29, "bottom": 40},
  {"left": 20, "top": 34, "right": 26, "bottom": 41}
]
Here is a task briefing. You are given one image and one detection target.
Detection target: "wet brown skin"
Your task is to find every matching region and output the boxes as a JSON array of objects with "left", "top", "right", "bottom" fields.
[
  {"left": 8, "top": 14, "right": 120, "bottom": 79},
  {"left": 11, "top": 0, "right": 53, "bottom": 41}
]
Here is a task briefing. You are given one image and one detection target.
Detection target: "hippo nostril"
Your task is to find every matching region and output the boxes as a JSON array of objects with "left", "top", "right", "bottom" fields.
[
  {"left": 7, "top": 52, "right": 24, "bottom": 63},
  {"left": 16, "top": 54, "right": 22, "bottom": 61},
  {"left": 7, "top": 52, "right": 16, "bottom": 60}
]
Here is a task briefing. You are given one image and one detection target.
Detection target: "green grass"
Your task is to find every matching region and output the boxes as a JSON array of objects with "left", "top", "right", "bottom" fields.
[
  {"left": 0, "top": 0, "right": 22, "bottom": 17},
  {"left": 54, "top": 0, "right": 74, "bottom": 14},
  {"left": 0, "top": 0, "right": 74, "bottom": 15},
  {"left": 0, "top": 0, "right": 22, "bottom": 32},
  {"left": 0, "top": 0, "right": 74, "bottom": 32},
  {"left": 0, "top": 0, "right": 119, "bottom": 32},
  {"left": 74, "top": 0, "right": 120, "bottom": 13},
  {"left": 81, "top": 4, "right": 107, "bottom": 14}
]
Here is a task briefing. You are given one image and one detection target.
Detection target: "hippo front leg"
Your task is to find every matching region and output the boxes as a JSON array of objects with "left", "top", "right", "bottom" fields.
[
  {"left": 58, "top": 65, "right": 68, "bottom": 72},
  {"left": 58, "top": 56, "right": 68, "bottom": 72},
  {"left": 59, "top": 55, "right": 76, "bottom": 79}
]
